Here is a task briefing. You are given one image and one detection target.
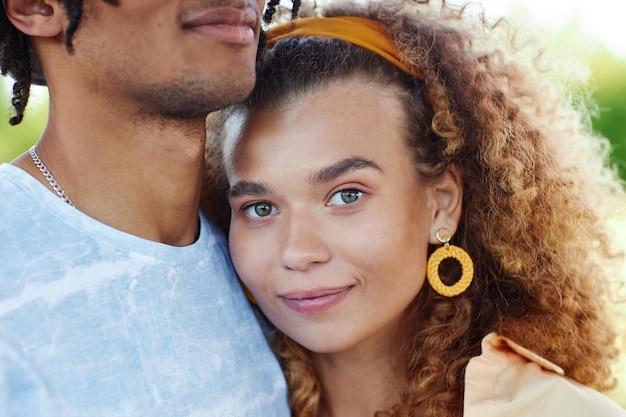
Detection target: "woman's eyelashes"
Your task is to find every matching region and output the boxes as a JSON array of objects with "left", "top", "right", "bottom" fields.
[
  {"left": 242, "top": 201, "right": 278, "bottom": 218},
  {"left": 327, "top": 188, "right": 364, "bottom": 206},
  {"left": 236, "top": 186, "right": 366, "bottom": 220}
]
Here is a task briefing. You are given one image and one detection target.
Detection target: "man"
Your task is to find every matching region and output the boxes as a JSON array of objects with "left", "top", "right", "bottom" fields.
[{"left": 0, "top": 0, "right": 290, "bottom": 415}]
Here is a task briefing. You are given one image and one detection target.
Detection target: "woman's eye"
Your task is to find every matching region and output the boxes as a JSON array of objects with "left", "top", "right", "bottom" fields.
[
  {"left": 328, "top": 189, "right": 363, "bottom": 206},
  {"left": 243, "top": 202, "right": 277, "bottom": 218}
]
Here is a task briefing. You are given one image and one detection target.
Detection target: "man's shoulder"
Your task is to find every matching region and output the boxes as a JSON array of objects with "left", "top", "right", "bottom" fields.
[
  {"left": 0, "top": 163, "right": 21, "bottom": 193},
  {"left": 0, "top": 165, "right": 44, "bottom": 243},
  {"left": 0, "top": 162, "right": 26, "bottom": 181},
  {"left": 0, "top": 163, "right": 39, "bottom": 211}
]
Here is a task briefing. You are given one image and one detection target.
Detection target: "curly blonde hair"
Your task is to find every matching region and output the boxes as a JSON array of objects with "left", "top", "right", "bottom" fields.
[{"left": 204, "top": 1, "right": 626, "bottom": 416}]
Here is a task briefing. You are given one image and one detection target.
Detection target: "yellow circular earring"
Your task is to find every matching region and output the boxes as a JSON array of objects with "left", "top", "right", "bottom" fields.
[{"left": 426, "top": 229, "right": 474, "bottom": 297}]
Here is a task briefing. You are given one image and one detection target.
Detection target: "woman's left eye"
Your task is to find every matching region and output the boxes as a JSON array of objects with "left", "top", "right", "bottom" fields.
[{"left": 328, "top": 189, "right": 363, "bottom": 206}]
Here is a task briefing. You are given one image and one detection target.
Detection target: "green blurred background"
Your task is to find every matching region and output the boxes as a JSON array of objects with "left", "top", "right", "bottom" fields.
[{"left": 0, "top": 0, "right": 625, "bottom": 407}]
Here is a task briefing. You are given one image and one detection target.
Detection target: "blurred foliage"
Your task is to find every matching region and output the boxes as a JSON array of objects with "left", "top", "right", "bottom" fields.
[
  {"left": 590, "top": 54, "right": 626, "bottom": 180},
  {"left": 548, "top": 21, "right": 626, "bottom": 181},
  {"left": 0, "top": 81, "right": 48, "bottom": 162}
]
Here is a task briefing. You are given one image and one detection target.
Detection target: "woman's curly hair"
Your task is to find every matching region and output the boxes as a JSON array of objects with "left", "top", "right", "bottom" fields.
[{"left": 205, "top": 0, "right": 626, "bottom": 416}]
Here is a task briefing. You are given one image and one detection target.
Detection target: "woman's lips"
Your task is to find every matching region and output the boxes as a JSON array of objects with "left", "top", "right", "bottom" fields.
[
  {"left": 183, "top": 7, "right": 258, "bottom": 44},
  {"left": 280, "top": 286, "right": 354, "bottom": 315}
]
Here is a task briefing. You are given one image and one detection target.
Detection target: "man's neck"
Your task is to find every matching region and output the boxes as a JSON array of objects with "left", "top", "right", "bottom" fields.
[{"left": 13, "top": 109, "right": 208, "bottom": 247}]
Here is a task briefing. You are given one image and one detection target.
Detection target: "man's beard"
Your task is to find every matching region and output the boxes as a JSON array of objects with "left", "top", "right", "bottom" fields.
[{"left": 134, "top": 70, "right": 255, "bottom": 121}]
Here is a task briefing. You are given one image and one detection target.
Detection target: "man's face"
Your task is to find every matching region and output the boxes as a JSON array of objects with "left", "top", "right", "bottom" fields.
[{"left": 63, "top": 0, "right": 266, "bottom": 119}]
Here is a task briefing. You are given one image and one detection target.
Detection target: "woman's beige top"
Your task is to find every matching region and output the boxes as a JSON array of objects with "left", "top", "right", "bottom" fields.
[{"left": 464, "top": 333, "right": 626, "bottom": 416}]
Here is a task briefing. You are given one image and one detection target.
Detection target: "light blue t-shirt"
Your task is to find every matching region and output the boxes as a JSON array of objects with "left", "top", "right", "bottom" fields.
[{"left": 0, "top": 163, "right": 289, "bottom": 417}]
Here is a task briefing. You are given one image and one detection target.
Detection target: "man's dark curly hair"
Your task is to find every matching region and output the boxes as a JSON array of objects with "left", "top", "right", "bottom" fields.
[
  {"left": 0, "top": 0, "right": 298, "bottom": 125},
  {"left": 0, "top": 0, "right": 118, "bottom": 125}
]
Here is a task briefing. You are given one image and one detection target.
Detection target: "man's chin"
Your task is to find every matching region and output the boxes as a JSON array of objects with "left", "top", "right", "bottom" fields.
[{"left": 138, "top": 74, "right": 257, "bottom": 120}]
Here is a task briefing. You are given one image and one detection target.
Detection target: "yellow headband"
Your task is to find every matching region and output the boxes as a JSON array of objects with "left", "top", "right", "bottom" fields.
[{"left": 265, "top": 16, "right": 419, "bottom": 78}]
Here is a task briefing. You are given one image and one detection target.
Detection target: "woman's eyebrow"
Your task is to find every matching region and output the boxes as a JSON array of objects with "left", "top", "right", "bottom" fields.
[
  {"left": 228, "top": 181, "right": 272, "bottom": 198},
  {"left": 229, "top": 157, "right": 381, "bottom": 198},
  {"left": 309, "top": 157, "right": 382, "bottom": 186}
]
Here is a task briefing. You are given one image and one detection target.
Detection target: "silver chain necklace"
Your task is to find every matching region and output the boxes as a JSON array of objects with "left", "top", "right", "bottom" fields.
[{"left": 28, "top": 146, "right": 75, "bottom": 208}]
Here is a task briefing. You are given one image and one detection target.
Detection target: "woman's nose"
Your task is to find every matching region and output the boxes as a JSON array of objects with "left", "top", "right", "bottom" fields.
[{"left": 279, "top": 214, "right": 331, "bottom": 271}]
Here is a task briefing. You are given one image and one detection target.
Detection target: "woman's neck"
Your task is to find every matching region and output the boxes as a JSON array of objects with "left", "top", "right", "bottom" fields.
[{"left": 312, "top": 340, "right": 400, "bottom": 417}]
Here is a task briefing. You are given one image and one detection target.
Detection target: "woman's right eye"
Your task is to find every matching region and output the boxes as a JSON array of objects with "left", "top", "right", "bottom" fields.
[{"left": 243, "top": 202, "right": 277, "bottom": 218}]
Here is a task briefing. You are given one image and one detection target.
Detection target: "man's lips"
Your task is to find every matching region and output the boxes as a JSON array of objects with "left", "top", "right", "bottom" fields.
[
  {"left": 280, "top": 286, "right": 355, "bottom": 314},
  {"left": 182, "top": 7, "right": 259, "bottom": 44}
]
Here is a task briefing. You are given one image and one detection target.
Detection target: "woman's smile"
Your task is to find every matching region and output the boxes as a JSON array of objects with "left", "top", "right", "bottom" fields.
[{"left": 280, "top": 285, "right": 355, "bottom": 315}]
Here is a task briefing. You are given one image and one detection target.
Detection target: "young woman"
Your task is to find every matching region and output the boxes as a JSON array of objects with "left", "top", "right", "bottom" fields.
[{"left": 205, "top": 1, "right": 626, "bottom": 415}]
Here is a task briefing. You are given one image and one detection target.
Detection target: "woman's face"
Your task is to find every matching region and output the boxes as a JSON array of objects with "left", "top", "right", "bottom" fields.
[{"left": 226, "top": 81, "right": 447, "bottom": 354}]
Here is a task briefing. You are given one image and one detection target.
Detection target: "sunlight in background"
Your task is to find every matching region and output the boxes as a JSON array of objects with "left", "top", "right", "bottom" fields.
[{"left": 450, "top": 0, "right": 625, "bottom": 57}]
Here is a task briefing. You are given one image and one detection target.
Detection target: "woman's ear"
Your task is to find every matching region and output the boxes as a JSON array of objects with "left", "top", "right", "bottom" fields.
[
  {"left": 3, "top": 0, "right": 64, "bottom": 37},
  {"left": 428, "top": 164, "right": 463, "bottom": 244}
]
